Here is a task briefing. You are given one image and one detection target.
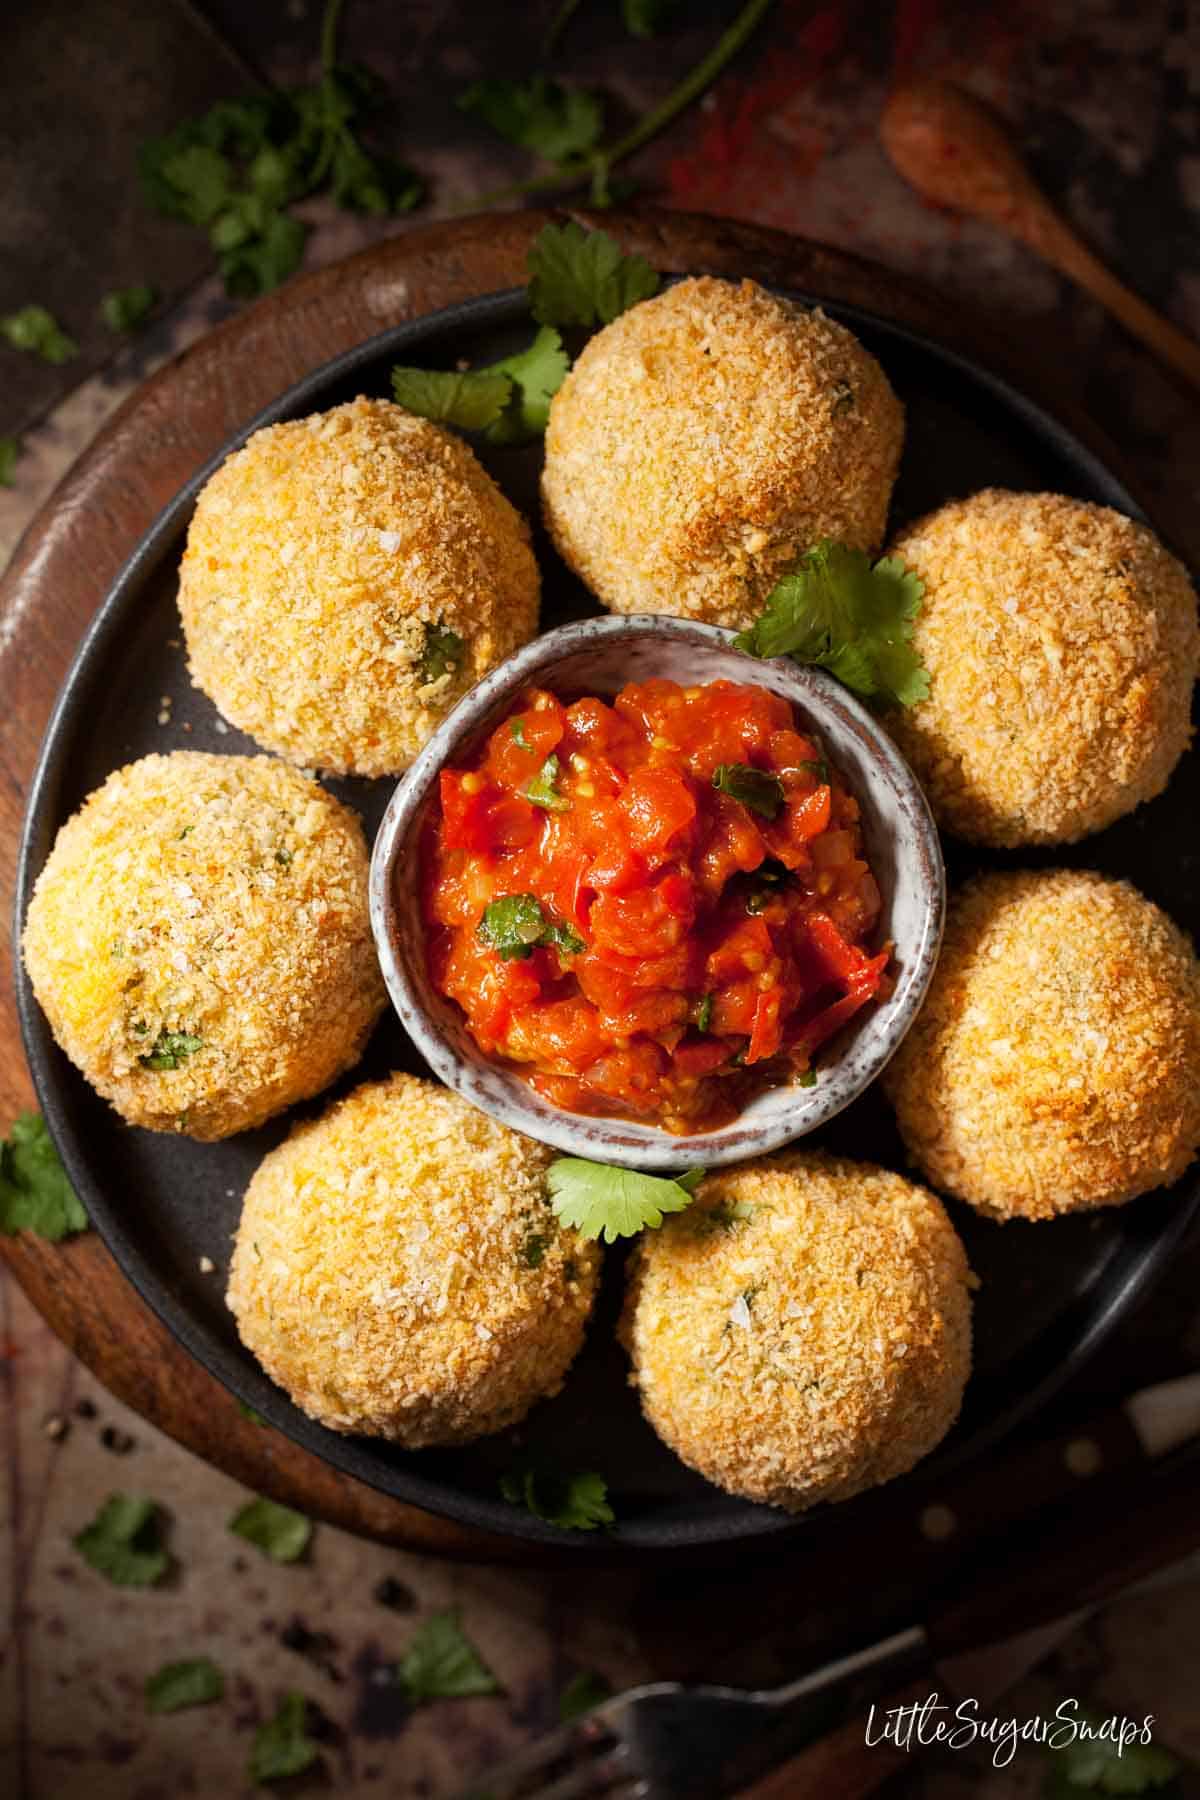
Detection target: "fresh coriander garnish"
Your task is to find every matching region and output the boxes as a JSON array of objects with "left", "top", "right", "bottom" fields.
[
  {"left": 547, "top": 1157, "right": 703, "bottom": 1243},
  {"left": 520, "top": 1223, "right": 553, "bottom": 1269},
  {"left": 140, "top": 0, "right": 421, "bottom": 300},
  {"left": 1042, "top": 1706, "right": 1179, "bottom": 1796},
  {"left": 478, "top": 895, "right": 583, "bottom": 962},
  {"left": 711, "top": 763, "right": 785, "bottom": 821},
  {"left": 692, "top": 992, "right": 714, "bottom": 1033},
  {"left": 139, "top": 1031, "right": 203, "bottom": 1071},
  {"left": 0, "top": 436, "right": 20, "bottom": 486},
  {"left": 500, "top": 1461, "right": 614, "bottom": 1532},
  {"left": 419, "top": 621, "right": 466, "bottom": 683},
  {"left": 391, "top": 366, "right": 512, "bottom": 431},
  {"left": 100, "top": 285, "right": 157, "bottom": 332},
  {"left": 458, "top": 74, "right": 604, "bottom": 168},
  {"left": 796, "top": 1068, "right": 817, "bottom": 1088},
  {"left": 146, "top": 1657, "right": 224, "bottom": 1714},
  {"left": 228, "top": 1496, "right": 312, "bottom": 1563},
  {"left": 249, "top": 1692, "right": 319, "bottom": 1785},
  {"left": 2, "top": 304, "right": 78, "bottom": 364},
  {"left": 523, "top": 752, "right": 570, "bottom": 812},
  {"left": 0, "top": 1112, "right": 88, "bottom": 1241},
  {"left": 392, "top": 327, "right": 568, "bottom": 444},
  {"left": 735, "top": 540, "right": 930, "bottom": 709},
  {"left": 483, "top": 327, "right": 571, "bottom": 443},
  {"left": 395, "top": 1609, "right": 501, "bottom": 1703},
  {"left": 510, "top": 718, "right": 531, "bottom": 750},
  {"left": 74, "top": 1493, "right": 170, "bottom": 1587},
  {"left": 527, "top": 221, "right": 659, "bottom": 328},
  {"left": 559, "top": 1668, "right": 613, "bottom": 1721},
  {"left": 799, "top": 758, "right": 829, "bottom": 783}
]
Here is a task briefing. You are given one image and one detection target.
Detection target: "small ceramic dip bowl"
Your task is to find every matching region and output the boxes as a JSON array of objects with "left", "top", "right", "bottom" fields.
[{"left": 369, "top": 615, "right": 944, "bottom": 1172}]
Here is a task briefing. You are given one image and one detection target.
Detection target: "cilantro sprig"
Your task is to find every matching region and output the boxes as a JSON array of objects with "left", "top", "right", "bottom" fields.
[
  {"left": 146, "top": 1658, "right": 224, "bottom": 1714},
  {"left": 139, "top": 0, "right": 421, "bottom": 298},
  {"left": 548, "top": 1157, "right": 703, "bottom": 1243},
  {"left": 249, "top": 1692, "right": 319, "bottom": 1785},
  {"left": 526, "top": 220, "right": 659, "bottom": 327},
  {"left": 1042, "top": 1708, "right": 1180, "bottom": 1797},
  {"left": 392, "top": 326, "right": 569, "bottom": 445},
  {"left": 735, "top": 540, "right": 929, "bottom": 709},
  {"left": 229, "top": 1496, "right": 312, "bottom": 1563},
  {"left": 459, "top": 74, "right": 604, "bottom": 169},
  {"left": 501, "top": 1461, "right": 614, "bottom": 1532},
  {"left": 419, "top": 621, "right": 466, "bottom": 683},
  {"left": 524, "top": 752, "right": 571, "bottom": 812},
  {"left": 2, "top": 305, "right": 78, "bottom": 365},
  {"left": 101, "top": 286, "right": 157, "bottom": 333},
  {"left": 74, "top": 1493, "right": 170, "bottom": 1588},
  {"left": 711, "top": 763, "right": 785, "bottom": 820},
  {"left": 395, "top": 1609, "right": 501, "bottom": 1703},
  {"left": 478, "top": 895, "right": 584, "bottom": 962},
  {"left": 0, "top": 1112, "right": 88, "bottom": 1241},
  {"left": 139, "top": 1030, "right": 203, "bottom": 1071}
]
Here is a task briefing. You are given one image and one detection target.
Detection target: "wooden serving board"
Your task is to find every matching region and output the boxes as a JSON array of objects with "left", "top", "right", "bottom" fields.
[{"left": 0, "top": 205, "right": 1157, "bottom": 1560}]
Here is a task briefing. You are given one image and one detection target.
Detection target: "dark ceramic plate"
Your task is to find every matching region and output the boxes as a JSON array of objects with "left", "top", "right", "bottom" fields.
[{"left": 15, "top": 287, "right": 1200, "bottom": 1551}]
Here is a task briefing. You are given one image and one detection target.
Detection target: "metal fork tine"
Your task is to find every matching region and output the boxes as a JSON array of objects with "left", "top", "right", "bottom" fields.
[{"left": 459, "top": 1711, "right": 626, "bottom": 1800}]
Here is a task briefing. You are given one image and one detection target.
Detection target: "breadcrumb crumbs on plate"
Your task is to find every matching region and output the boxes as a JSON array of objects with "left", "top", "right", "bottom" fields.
[
  {"left": 620, "top": 1152, "right": 972, "bottom": 1512},
  {"left": 21, "top": 752, "right": 385, "bottom": 1140},
  {"left": 541, "top": 277, "right": 904, "bottom": 630},
  {"left": 227, "top": 1073, "right": 601, "bottom": 1446},
  {"left": 884, "top": 869, "right": 1200, "bottom": 1221},
  {"left": 886, "top": 489, "right": 1199, "bottom": 847},
  {"left": 178, "top": 397, "right": 540, "bottom": 777}
]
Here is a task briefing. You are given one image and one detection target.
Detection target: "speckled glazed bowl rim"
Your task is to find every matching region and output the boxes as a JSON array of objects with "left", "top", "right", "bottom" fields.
[{"left": 370, "top": 615, "right": 945, "bottom": 1170}]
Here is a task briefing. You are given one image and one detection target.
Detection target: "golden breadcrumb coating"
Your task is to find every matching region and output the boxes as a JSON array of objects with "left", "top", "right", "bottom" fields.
[
  {"left": 22, "top": 752, "right": 384, "bottom": 1140},
  {"left": 621, "top": 1152, "right": 971, "bottom": 1511},
  {"left": 541, "top": 277, "right": 904, "bottom": 629},
  {"left": 227, "top": 1074, "right": 601, "bottom": 1444},
  {"left": 884, "top": 870, "right": 1200, "bottom": 1220},
  {"left": 179, "top": 397, "right": 540, "bottom": 776},
  {"left": 887, "top": 490, "right": 1198, "bottom": 847}
]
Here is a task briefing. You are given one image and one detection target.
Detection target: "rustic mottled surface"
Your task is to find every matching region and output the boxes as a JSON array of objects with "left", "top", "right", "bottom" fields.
[{"left": 3, "top": 1, "right": 1200, "bottom": 1796}]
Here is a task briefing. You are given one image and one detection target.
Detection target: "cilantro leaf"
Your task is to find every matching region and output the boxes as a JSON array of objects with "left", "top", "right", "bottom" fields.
[
  {"left": 524, "top": 753, "right": 570, "bottom": 812},
  {"left": 217, "top": 209, "right": 308, "bottom": 299},
  {"left": 484, "top": 327, "right": 570, "bottom": 444},
  {"left": 459, "top": 75, "right": 604, "bottom": 166},
  {"left": 0, "top": 436, "right": 19, "bottom": 486},
  {"left": 623, "top": 0, "right": 679, "bottom": 34},
  {"left": 100, "top": 285, "right": 158, "bottom": 333},
  {"left": 1, "top": 305, "right": 78, "bottom": 365},
  {"left": 249, "top": 1692, "right": 319, "bottom": 1785},
  {"left": 547, "top": 1157, "right": 700, "bottom": 1243},
  {"left": 527, "top": 221, "right": 660, "bottom": 328},
  {"left": 559, "top": 1669, "right": 612, "bottom": 1721},
  {"left": 735, "top": 540, "right": 930, "bottom": 710},
  {"left": 74, "top": 1493, "right": 170, "bottom": 1587},
  {"left": 501, "top": 1462, "right": 614, "bottom": 1533},
  {"left": 510, "top": 718, "right": 531, "bottom": 750},
  {"left": 1042, "top": 1708, "right": 1180, "bottom": 1795},
  {"left": 229, "top": 1497, "right": 312, "bottom": 1563},
  {"left": 419, "top": 621, "right": 466, "bottom": 683},
  {"left": 146, "top": 1657, "right": 224, "bottom": 1714},
  {"left": 711, "top": 763, "right": 785, "bottom": 820},
  {"left": 692, "top": 993, "right": 714, "bottom": 1033},
  {"left": 391, "top": 365, "right": 512, "bottom": 431},
  {"left": 396, "top": 1609, "right": 501, "bottom": 1703},
  {"left": 0, "top": 1112, "right": 88, "bottom": 1241},
  {"left": 139, "top": 1031, "right": 203, "bottom": 1072},
  {"left": 478, "top": 895, "right": 583, "bottom": 962}
]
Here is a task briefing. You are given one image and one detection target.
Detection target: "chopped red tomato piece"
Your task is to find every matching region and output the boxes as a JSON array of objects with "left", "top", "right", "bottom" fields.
[{"left": 423, "top": 678, "right": 886, "bottom": 1131}]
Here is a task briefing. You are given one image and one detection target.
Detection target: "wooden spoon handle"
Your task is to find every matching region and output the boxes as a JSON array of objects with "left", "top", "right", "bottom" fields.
[
  {"left": 881, "top": 77, "right": 1200, "bottom": 391},
  {"left": 1015, "top": 205, "right": 1200, "bottom": 390}
]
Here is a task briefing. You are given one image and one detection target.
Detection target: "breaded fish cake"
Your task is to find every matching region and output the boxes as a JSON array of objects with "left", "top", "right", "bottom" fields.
[
  {"left": 542, "top": 278, "right": 904, "bottom": 629},
  {"left": 22, "top": 752, "right": 383, "bottom": 1138},
  {"left": 227, "top": 1074, "right": 601, "bottom": 1444},
  {"left": 179, "top": 398, "right": 540, "bottom": 776},
  {"left": 621, "top": 1152, "right": 971, "bottom": 1510}
]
